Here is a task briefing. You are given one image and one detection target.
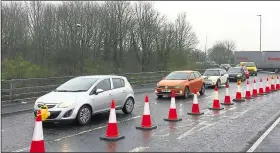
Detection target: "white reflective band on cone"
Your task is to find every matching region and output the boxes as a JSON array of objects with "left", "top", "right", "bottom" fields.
[
  {"left": 108, "top": 108, "right": 117, "bottom": 123},
  {"left": 214, "top": 90, "right": 219, "bottom": 100},
  {"left": 32, "top": 121, "right": 44, "bottom": 141},
  {"left": 238, "top": 84, "right": 241, "bottom": 92},
  {"left": 193, "top": 93, "right": 198, "bottom": 104},
  {"left": 247, "top": 83, "right": 250, "bottom": 91},
  {"left": 226, "top": 87, "right": 229, "bottom": 96},
  {"left": 143, "top": 103, "right": 150, "bottom": 115},
  {"left": 170, "top": 97, "right": 176, "bottom": 109},
  {"left": 272, "top": 79, "right": 274, "bottom": 85},
  {"left": 277, "top": 78, "right": 279, "bottom": 84},
  {"left": 254, "top": 81, "right": 257, "bottom": 89}
]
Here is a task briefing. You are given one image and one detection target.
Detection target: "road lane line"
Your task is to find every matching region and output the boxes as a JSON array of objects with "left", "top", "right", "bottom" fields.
[
  {"left": 12, "top": 115, "right": 141, "bottom": 152},
  {"left": 247, "top": 116, "right": 280, "bottom": 152},
  {"left": 177, "top": 121, "right": 207, "bottom": 140},
  {"left": 129, "top": 146, "right": 149, "bottom": 152}
]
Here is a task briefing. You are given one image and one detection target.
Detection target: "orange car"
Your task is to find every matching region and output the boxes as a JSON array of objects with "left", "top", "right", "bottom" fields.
[{"left": 155, "top": 70, "right": 205, "bottom": 98}]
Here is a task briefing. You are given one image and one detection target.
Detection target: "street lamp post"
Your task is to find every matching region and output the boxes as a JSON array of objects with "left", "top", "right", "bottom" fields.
[
  {"left": 257, "top": 15, "right": 262, "bottom": 52},
  {"left": 76, "top": 24, "right": 83, "bottom": 75}
]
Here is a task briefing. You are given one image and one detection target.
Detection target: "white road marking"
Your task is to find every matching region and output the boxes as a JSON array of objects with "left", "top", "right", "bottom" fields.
[
  {"left": 21, "top": 101, "right": 28, "bottom": 104},
  {"left": 12, "top": 115, "right": 141, "bottom": 152},
  {"left": 129, "top": 146, "right": 149, "bottom": 152},
  {"left": 177, "top": 121, "right": 208, "bottom": 140},
  {"left": 230, "top": 109, "right": 250, "bottom": 120},
  {"left": 247, "top": 116, "right": 280, "bottom": 152}
]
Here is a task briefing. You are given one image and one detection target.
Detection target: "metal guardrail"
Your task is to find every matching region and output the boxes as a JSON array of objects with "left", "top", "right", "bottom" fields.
[{"left": 1, "top": 69, "right": 206, "bottom": 103}]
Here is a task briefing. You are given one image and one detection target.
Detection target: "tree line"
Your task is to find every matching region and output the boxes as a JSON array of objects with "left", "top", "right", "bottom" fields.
[{"left": 1, "top": 1, "right": 235, "bottom": 80}]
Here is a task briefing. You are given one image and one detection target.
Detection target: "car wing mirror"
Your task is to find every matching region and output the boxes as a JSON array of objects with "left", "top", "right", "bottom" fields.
[
  {"left": 221, "top": 74, "right": 224, "bottom": 76},
  {"left": 95, "top": 88, "right": 104, "bottom": 95},
  {"left": 162, "top": 77, "right": 165, "bottom": 79}
]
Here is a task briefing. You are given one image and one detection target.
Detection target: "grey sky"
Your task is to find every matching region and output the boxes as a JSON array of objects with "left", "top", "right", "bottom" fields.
[
  {"left": 152, "top": 1, "right": 280, "bottom": 51},
  {"left": 48, "top": 1, "right": 280, "bottom": 51}
]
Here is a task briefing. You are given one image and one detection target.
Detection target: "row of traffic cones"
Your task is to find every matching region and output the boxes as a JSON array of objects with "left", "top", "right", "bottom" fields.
[{"left": 29, "top": 76, "right": 280, "bottom": 152}]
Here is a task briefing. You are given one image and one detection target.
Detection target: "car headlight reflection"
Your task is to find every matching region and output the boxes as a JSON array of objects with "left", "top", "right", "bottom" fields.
[{"left": 57, "top": 102, "right": 73, "bottom": 108}]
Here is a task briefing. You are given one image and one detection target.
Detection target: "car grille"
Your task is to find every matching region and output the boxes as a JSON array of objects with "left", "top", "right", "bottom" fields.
[
  {"left": 158, "top": 86, "right": 176, "bottom": 89},
  {"left": 48, "top": 111, "right": 61, "bottom": 119},
  {"left": 37, "top": 103, "right": 56, "bottom": 109}
]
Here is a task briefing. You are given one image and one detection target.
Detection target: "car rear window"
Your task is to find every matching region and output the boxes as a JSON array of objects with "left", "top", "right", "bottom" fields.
[
  {"left": 242, "top": 62, "right": 256, "bottom": 67},
  {"left": 228, "top": 68, "right": 241, "bottom": 73}
]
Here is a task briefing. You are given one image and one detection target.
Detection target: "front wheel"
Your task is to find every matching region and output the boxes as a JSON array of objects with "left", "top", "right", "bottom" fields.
[
  {"left": 76, "top": 105, "right": 92, "bottom": 125},
  {"left": 157, "top": 95, "right": 163, "bottom": 99},
  {"left": 183, "top": 87, "right": 190, "bottom": 99},
  {"left": 122, "top": 97, "right": 135, "bottom": 114},
  {"left": 199, "top": 84, "right": 205, "bottom": 95},
  {"left": 216, "top": 80, "right": 221, "bottom": 88}
]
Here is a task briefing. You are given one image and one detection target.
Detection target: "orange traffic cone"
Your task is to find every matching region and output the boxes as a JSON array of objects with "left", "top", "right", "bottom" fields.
[
  {"left": 30, "top": 110, "right": 45, "bottom": 152},
  {"left": 187, "top": 89, "right": 204, "bottom": 115},
  {"left": 270, "top": 76, "right": 276, "bottom": 91},
  {"left": 164, "top": 91, "right": 182, "bottom": 121},
  {"left": 276, "top": 76, "right": 280, "bottom": 90},
  {"left": 265, "top": 77, "right": 270, "bottom": 93},
  {"left": 252, "top": 78, "right": 259, "bottom": 97},
  {"left": 136, "top": 95, "right": 157, "bottom": 130},
  {"left": 209, "top": 86, "right": 224, "bottom": 110},
  {"left": 100, "top": 100, "right": 125, "bottom": 141},
  {"left": 258, "top": 77, "right": 266, "bottom": 95},
  {"left": 233, "top": 80, "right": 245, "bottom": 102},
  {"left": 221, "top": 83, "right": 234, "bottom": 105},
  {"left": 245, "top": 80, "right": 253, "bottom": 99}
]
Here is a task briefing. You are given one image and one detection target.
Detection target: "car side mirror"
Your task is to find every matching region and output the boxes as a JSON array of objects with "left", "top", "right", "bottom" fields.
[
  {"left": 221, "top": 74, "right": 224, "bottom": 76},
  {"left": 95, "top": 88, "right": 104, "bottom": 95},
  {"left": 162, "top": 77, "right": 165, "bottom": 80}
]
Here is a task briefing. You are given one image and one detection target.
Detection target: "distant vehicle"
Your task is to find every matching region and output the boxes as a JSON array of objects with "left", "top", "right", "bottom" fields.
[
  {"left": 220, "top": 64, "right": 231, "bottom": 71},
  {"left": 202, "top": 68, "right": 229, "bottom": 88},
  {"left": 227, "top": 67, "right": 246, "bottom": 82},
  {"left": 240, "top": 62, "right": 258, "bottom": 76},
  {"left": 243, "top": 67, "right": 250, "bottom": 79},
  {"left": 155, "top": 71, "right": 205, "bottom": 98},
  {"left": 235, "top": 51, "right": 280, "bottom": 73},
  {"left": 33, "top": 75, "right": 135, "bottom": 125}
]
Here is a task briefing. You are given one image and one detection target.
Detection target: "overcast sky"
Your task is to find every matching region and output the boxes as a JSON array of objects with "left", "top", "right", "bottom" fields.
[
  {"left": 152, "top": 1, "right": 280, "bottom": 51},
  {"left": 48, "top": 1, "right": 280, "bottom": 51}
]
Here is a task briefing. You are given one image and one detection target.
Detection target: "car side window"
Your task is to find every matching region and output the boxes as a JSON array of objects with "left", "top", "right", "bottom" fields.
[
  {"left": 95, "top": 79, "right": 111, "bottom": 91},
  {"left": 112, "top": 78, "right": 125, "bottom": 89},
  {"left": 194, "top": 72, "right": 201, "bottom": 78},
  {"left": 189, "top": 73, "right": 195, "bottom": 80}
]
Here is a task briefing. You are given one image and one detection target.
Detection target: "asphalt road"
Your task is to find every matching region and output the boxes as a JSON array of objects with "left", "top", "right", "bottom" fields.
[{"left": 2, "top": 72, "right": 280, "bottom": 152}]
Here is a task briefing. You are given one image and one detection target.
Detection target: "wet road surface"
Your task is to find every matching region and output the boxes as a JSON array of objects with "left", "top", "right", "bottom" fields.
[{"left": 2, "top": 72, "right": 280, "bottom": 152}]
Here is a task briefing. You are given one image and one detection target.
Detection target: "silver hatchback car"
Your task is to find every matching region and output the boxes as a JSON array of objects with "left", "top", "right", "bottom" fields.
[{"left": 33, "top": 75, "right": 135, "bottom": 125}]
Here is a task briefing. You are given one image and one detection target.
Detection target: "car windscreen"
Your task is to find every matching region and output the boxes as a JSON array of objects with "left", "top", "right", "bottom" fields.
[
  {"left": 55, "top": 78, "right": 99, "bottom": 92},
  {"left": 165, "top": 72, "right": 189, "bottom": 80},
  {"left": 203, "top": 70, "right": 220, "bottom": 76},
  {"left": 228, "top": 68, "right": 241, "bottom": 73},
  {"left": 242, "top": 62, "right": 256, "bottom": 67}
]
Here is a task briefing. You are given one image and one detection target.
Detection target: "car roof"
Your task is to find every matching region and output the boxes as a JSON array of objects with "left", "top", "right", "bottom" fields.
[
  {"left": 205, "top": 68, "right": 224, "bottom": 71},
  {"left": 173, "top": 70, "right": 197, "bottom": 73},
  {"left": 230, "top": 67, "right": 241, "bottom": 69},
  {"left": 76, "top": 75, "right": 125, "bottom": 79}
]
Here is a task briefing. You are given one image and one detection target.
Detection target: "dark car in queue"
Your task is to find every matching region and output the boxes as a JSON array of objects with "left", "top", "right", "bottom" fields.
[
  {"left": 220, "top": 64, "right": 231, "bottom": 71},
  {"left": 227, "top": 67, "right": 246, "bottom": 82}
]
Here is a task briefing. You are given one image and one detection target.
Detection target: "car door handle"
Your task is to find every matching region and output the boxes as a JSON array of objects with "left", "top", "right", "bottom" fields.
[{"left": 122, "top": 90, "right": 126, "bottom": 93}]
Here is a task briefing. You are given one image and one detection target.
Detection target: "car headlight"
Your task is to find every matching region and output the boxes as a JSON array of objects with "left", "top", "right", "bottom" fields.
[
  {"left": 237, "top": 74, "right": 241, "bottom": 77},
  {"left": 156, "top": 83, "right": 160, "bottom": 87},
  {"left": 175, "top": 85, "right": 183, "bottom": 89},
  {"left": 57, "top": 102, "right": 73, "bottom": 108}
]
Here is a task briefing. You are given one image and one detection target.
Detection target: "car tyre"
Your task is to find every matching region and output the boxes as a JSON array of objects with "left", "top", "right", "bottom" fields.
[
  {"left": 183, "top": 86, "right": 190, "bottom": 99},
  {"left": 255, "top": 72, "right": 258, "bottom": 76},
  {"left": 76, "top": 105, "right": 92, "bottom": 125},
  {"left": 199, "top": 84, "right": 205, "bottom": 95},
  {"left": 122, "top": 97, "right": 135, "bottom": 114},
  {"left": 216, "top": 80, "right": 221, "bottom": 88},
  {"left": 157, "top": 95, "right": 163, "bottom": 99}
]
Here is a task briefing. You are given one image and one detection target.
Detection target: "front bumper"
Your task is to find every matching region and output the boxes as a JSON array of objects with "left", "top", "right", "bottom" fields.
[
  {"left": 155, "top": 88, "right": 184, "bottom": 96},
  {"left": 204, "top": 80, "right": 216, "bottom": 87},
  {"left": 33, "top": 107, "right": 78, "bottom": 121}
]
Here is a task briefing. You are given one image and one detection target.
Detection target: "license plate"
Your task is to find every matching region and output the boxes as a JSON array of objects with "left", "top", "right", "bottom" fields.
[{"left": 162, "top": 89, "right": 171, "bottom": 92}]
